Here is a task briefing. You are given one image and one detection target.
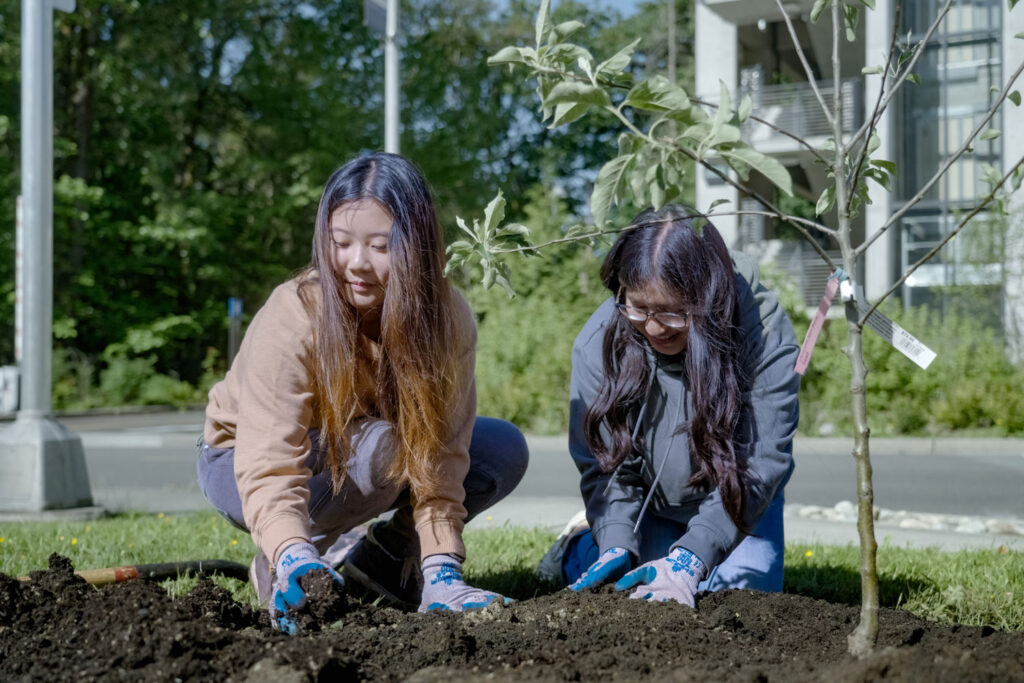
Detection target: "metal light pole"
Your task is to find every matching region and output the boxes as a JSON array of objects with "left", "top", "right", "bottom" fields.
[
  {"left": 365, "top": 0, "right": 401, "bottom": 154},
  {"left": 0, "top": 0, "right": 96, "bottom": 515},
  {"left": 384, "top": 0, "right": 399, "bottom": 154}
]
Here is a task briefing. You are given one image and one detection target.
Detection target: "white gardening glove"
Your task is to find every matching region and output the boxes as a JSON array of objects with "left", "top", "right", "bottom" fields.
[
  {"left": 568, "top": 547, "right": 631, "bottom": 591},
  {"left": 418, "top": 554, "right": 512, "bottom": 612},
  {"left": 270, "top": 542, "right": 345, "bottom": 634},
  {"left": 613, "top": 547, "right": 706, "bottom": 607}
]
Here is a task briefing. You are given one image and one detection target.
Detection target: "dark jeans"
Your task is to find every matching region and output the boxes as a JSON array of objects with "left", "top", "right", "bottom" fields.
[{"left": 197, "top": 416, "right": 529, "bottom": 557}]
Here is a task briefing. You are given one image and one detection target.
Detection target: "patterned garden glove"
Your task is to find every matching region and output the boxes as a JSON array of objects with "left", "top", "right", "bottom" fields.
[
  {"left": 270, "top": 542, "right": 345, "bottom": 634},
  {"left": 568, "top": 547, "right": 632, "bottom": 591},
  {"left": 418, "top": 554, "right": 512, "bottom": 612},
  {"left": 613, "top": 547, "right": 707, "bottom": 607}
]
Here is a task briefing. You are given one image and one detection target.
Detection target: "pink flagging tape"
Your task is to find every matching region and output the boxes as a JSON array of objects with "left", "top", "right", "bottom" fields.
[{"left": 795, "top": 275, "right": 841, "bottom": 375}]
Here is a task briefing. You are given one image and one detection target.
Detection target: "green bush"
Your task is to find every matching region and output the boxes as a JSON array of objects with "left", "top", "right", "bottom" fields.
[
  {"left": 468, "top": 185, "right": 607, "bottom": 434},
  {"left": 798, "top": 303, "right": 1024, "bottom": 436}
]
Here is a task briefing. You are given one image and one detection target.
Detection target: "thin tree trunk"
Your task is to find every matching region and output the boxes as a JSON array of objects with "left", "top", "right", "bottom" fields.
[{"left": 845, "top": 317, "right": 879, "bottom": 656}]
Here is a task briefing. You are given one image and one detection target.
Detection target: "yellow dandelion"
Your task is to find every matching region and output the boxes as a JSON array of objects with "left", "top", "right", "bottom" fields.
[
  {"left": 0, "top": 537, "right": 5, "bottom": 543},
  {"left": 486, "top": 515, "right": 493, "bottom": 522},
  {"left": 157, "top": 512, "right": 165, "bottom": 519},
  {"left": 71, "top": 538, "right": 78, "bottom": 545},
  {"left": 805, "top": 550, "right": 813, "bottom": 557},
  {"left": 231, "top": 539, "right": 238, "bottom": 546}
]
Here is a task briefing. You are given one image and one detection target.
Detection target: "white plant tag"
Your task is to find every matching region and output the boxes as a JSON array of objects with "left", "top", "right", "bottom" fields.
[{"left": 854, "top": 299, "right": 937, "bottom": 369}]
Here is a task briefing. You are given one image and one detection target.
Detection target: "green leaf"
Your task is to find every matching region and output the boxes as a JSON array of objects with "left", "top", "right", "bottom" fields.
[
  {"left": 1016, "top": 32, "right": 1024, "bottom": 39},
  {"left": 553, "top": 20, "right": 585, "bottom": 40},
  {"left": 701, "top": 80, "right": 736, "bottom": 153},
  {"left": 482, "top": 191, "right": 507, "bottom": 237},
  {"left": 617, "top": 132, "right": 642, "bottom": 156},
  {"left": 870, "top": 159, "right": 898, "bottom": 175},
  {"left": 980, "top": 128, "right": 1002, "bottom": 140},
  {"left": 810, "top": 0, "right": 831, "bottom": 23},
  {"left": 842, "top": 4, "right": 859, "bottom": 42},
  {"left": 597, "top": 38, "right": 640, "bottom": 77},
  {"left": 867, "top": 132, "right": 881, "bottom": 154},
  {"left": 906, "top": 73, "right": 920, "bottom": 85},
  {"left": 738, "top": 94, "right": 753, "bottom": 123},
  {"left": 1011, "top": 0, "right": 1020, "bottom": 10},
  {"left": 861, "top": 65, "right": 883, "bottom": 75},
  {"left": 497, "top": 222, "right": 530, "bottom": 238},
  {"left": 456, "top": 216, "right": 475, "bottom": 239},
  {"left": 860, "top": 0, "right": 876, "bottom": 8},
  {"left": 543, "top": 81, "right": 612, "bottom": 108},
  {"left": 815, "top": 184, "right": 836, "bottom": 215},
  {"left": 707, "top": 198, "right": 731, "bottom": 211},
  {"left": 721, "top": 147, "right": 793, "bottom": 196},
  {"left": 590, "top": 154, "right": 635, "bottom": 227},
  {"left": 535, "top": 0, "right": 552, "bottom": 46},
  {"left": 1010, "top": 91, "right": 1022, "bottom": 106},
  {"left": 623, "top": 75, "right": 690, "bottom": 111},
  {"left": 550, "top": 101, "right": 592, "bottom": 128},
  {"left": 488, "top": 46, "right": 530, "bottom": 67}
]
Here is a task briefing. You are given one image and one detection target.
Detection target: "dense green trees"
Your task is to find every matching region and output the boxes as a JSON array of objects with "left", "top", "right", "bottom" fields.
[{"left": 0, "top": 0, "right": 644, "bottom": 408}]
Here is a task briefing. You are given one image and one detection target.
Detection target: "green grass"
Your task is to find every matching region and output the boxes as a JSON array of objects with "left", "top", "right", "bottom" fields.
[{"left": 2, "top": 511, "right": 1022, "bottom": 631}]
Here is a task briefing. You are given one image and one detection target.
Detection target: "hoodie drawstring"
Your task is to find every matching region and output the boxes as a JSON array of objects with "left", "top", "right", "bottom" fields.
[{"left": 633, "top": 379, "right": 686, "bottom": 534}]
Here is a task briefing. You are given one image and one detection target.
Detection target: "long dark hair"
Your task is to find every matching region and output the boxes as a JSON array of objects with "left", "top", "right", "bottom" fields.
[
  {"left": 583, "top": 204, "right": 748, "bottom": 528},
  {"left": 298, "top": 152, "right": 465, "bottom": 497}
]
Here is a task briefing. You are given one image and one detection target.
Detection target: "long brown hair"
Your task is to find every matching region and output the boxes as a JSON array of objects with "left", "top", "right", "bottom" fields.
[
  {"left": 584, "top": 205, "right": 750, "bottom": 529},
  {"left": 298, "top": 153, "right": 465, "bottom": 499}
]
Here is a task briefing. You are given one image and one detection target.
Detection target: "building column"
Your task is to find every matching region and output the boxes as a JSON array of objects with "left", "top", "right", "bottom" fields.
[
  {"left": 1004, "top": 5, "right": 1024, "bottom": 363},
  {"left": 694, "top": 2, "right": 739, "bottom": 244}
]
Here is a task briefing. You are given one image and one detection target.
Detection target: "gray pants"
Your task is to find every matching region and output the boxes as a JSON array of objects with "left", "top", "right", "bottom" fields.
[{"left": 196, "top": 416, "right": 529, "bottom": 557}]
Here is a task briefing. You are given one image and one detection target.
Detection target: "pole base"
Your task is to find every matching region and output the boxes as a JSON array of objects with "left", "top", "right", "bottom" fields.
[{"left": 0, "top": 413, "right": 95, "bottom": 511}]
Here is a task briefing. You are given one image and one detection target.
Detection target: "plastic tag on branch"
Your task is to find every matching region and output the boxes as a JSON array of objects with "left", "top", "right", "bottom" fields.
[
  {"left": 795, "top": 268, "right": 846, "bottom": 375},
  {"left": 843, "top": 281, "right": 937, "bottom": 370}
]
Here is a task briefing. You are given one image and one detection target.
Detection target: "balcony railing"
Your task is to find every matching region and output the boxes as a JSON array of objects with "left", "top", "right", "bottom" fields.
[{"left": 740, "top": 78, "right": 864, "bottom": 144}]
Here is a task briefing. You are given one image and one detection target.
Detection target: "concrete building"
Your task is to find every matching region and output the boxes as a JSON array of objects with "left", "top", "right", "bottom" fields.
[{"left": 694, "top": 0, "right": 1024, "bottom": 355}]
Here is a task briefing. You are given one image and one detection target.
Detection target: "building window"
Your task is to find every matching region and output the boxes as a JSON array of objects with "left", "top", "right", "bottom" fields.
[{"left": 896, "top": 0, "right": 1003, "bottom": 327}]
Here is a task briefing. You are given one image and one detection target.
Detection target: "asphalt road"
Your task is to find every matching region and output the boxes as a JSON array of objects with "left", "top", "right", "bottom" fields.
[{"left": 50, "top": 410, "right": 1024, "bottom": 530}]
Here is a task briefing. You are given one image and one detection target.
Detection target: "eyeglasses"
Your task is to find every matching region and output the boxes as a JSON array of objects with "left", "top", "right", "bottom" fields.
[{"left": 615, "top": 303, "right": 690, "bottom": 329}]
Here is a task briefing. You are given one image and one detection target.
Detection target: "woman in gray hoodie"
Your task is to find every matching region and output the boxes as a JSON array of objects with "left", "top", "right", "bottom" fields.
[{"left": 540, "top": 204, "right": 801, "bottom": 606}]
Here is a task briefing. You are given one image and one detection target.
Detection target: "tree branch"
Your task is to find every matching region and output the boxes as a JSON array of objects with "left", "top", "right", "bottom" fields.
[
  {"left": 860, "top": 155, "right": 1024, "bottom": 323},
  {"left": 775, "top": 0, "right": 835, "bottom": 130},
  {"left": 691, "top": 96, "right": 831, "bottom": 165},
  {"left": 712, "top": 209, "right": 838, "bottom": 238},
  {"left": 857, "top": 56, "right": 1024, "bottom": 257},
  {"left": 493, "top": 227, "right": 618, "bottom": 255},
  {"left": 843, "top": 2, "right": 903, "bottom": 216},
  {"left": 693, "top": 154, "right": 838, "bottom": 268},
  {"left": 848, "top": 0, "right": 952, "bottom": 149}
]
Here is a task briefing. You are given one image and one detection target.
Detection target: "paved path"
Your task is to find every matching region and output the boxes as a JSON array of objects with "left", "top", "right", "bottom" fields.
[{"left": 8, "top": 411, "right": 1022, "bottom": 550}]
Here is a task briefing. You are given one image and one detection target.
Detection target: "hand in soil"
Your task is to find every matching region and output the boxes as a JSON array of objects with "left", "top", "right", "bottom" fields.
[
  {"left": 615, "top": 547, "right": 706, "bottom": 606},
  {"left": 569, "top": 546, "right": 632, "bottom": 591},
  {"left": 270, "top": 542, "right": 345, "bottom": 634},
  {"left": 418, "top": 554, "right": 511, "bottom": 612}
]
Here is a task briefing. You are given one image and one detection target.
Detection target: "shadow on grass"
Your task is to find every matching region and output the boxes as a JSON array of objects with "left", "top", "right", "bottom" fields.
[
  {"left": 785, "top": 564, "right": 936, "bottom": 608},
  {"left": 469, "top": 566, "right": 562, "bottom": 601}
]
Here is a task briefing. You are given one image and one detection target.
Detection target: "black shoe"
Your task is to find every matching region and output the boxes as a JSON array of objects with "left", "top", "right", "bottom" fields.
[{"left": 342, "top": 521, "right": 421, "bottom": 609}]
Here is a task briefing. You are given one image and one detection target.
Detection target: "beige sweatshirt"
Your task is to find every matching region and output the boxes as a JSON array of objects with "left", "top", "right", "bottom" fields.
[{"left": 204, "top": 274, "right": 477, "bottom": 564}]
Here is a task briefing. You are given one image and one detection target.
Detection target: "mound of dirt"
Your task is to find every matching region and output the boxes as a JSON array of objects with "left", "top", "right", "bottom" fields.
[{"left": 1, "top": 554, "right": 1022, "bottom": 681}]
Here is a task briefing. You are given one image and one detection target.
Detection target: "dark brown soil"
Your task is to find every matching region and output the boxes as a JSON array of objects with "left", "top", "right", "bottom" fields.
[{"left": 2, "top": 554, "right": 1023, "bottom": 682}]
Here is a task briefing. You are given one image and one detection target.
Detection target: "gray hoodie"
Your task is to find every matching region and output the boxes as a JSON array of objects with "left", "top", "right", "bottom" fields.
[{"left": 568, "top": 251, "right": 801, "bottom": 570}]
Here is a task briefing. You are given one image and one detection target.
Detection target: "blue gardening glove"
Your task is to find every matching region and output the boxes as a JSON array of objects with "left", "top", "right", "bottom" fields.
[
  {"left": 568, "top": 547, "right": 632, "bottom": 591},
  {"left": 270, "top": 542, "right": 345, "bottom": 634},
  {"left": 418, "top": 554, "right": 512, "bottom": 612},
  {"left": 614, "top": 547, "right": 707, "bottom": 607}
]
